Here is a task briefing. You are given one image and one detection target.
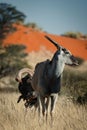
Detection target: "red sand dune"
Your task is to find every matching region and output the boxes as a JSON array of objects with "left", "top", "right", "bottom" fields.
[{"left": 3, "top": 24, "right": 87, "bottom": 60}]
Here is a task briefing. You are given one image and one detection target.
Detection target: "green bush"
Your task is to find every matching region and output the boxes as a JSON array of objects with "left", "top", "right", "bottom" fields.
[{"left": 0, "top": 44, "right": 29, "bottom": 78}]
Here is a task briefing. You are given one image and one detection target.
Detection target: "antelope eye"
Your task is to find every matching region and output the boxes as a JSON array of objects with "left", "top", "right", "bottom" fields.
[{"left": 65, "top": 51, "right": 69, "bottom": 54}]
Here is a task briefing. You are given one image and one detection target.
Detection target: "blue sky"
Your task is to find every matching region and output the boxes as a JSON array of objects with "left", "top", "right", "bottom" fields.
[{"left": 0, "top": 0, "right": 87, "bottom": 35}]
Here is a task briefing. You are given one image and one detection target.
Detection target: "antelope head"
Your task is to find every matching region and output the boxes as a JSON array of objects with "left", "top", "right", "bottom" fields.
[{"left": 45, "top": 35, "right": 78, "bottom": 66}]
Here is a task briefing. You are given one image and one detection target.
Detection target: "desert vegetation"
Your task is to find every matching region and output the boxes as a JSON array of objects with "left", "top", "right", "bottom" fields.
[
  {"left": 62, "top": 68, "right": 87, "bottom": 103},
  {"left": 0, "top": 3, "right": 29, "bottom": 78},
  {"left": 0, "top": 49, "right": 87, "bottom": 130},
  {"left": 24, "top": 22, "right": 43, "bottom": 31},
  {"left": 0, "top": 2, "right": 87, "bottom": 130},
  {"left": 0, "top": 43, "right": 29, "bottom": 78},
  {"left": 62, "top": 32, "right": 87, "bottom": 40}
]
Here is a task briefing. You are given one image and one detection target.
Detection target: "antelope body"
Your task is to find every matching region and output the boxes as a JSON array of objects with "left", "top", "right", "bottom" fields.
[{"left": 16, "top": 36, "right": 78, "bottom": 119}]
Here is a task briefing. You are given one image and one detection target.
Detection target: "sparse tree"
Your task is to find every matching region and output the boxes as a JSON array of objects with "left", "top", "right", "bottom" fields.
[
  {"left": 0, "top": 3, "right": 28, "bottom": 78},
  {"left": 0, "top": 3, "right": 26, "bottom": 40}
]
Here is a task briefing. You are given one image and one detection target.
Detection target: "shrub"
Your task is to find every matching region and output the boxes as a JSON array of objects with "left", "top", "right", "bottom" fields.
[
  {"left": 61, "top": 69, "right": 87, "bottom": 104},
  {"left": 62, "top": 32, "right": 82, "bottom": 39},
  {"left": 24, "top": 22, "right": 42, "bottom": 31},
  {"left": 0, "top": 44, "right": 29, "bottom": 78}
]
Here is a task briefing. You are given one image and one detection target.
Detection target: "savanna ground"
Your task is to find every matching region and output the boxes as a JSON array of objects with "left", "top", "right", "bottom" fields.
[{"left": 0, "top": 48, "right": 87, "bottom": 130}]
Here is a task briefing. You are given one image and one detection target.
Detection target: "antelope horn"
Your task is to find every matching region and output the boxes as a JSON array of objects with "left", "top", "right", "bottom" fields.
[
  {"left": 45, "top": 35, "right": 62, "bottom": 49},
  {"left": 15, "top": 68, "right": 33, "bottom": 82}
]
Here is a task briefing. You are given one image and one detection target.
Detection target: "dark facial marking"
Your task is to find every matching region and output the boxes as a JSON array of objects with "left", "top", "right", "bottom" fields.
[{"left": 62, "top": 48, "right": 70, "bottom": 54}]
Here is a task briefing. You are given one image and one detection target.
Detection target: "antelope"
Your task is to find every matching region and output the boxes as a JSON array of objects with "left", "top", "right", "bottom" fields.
[
  {"left": 16, "top": 36, "right": 78, "bottom": 120},
  {"left": 16, "top": 68, "right": 37, "bottom": 108}
]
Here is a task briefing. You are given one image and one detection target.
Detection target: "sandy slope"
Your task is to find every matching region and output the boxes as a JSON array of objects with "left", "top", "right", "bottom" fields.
[{"left": 3, "top": 24, "right": 87, "bottom": 60}]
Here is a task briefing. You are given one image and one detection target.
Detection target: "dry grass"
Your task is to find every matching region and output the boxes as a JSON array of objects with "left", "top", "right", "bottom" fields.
[
  {"left": 0, "top": 49, "right": 87, "bottom": 130},
  {"left": 0, "top": 91, "right": 87, "bottom": 130},
  {"left": 26, "top": 46, "right": 53, "bottom": 68}
]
